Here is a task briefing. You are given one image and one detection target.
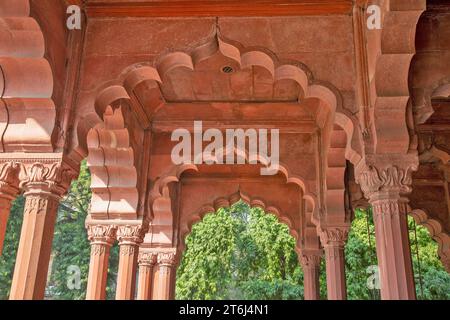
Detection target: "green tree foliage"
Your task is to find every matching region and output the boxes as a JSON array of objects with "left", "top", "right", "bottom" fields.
[
  {"left": 176, "top": 201, "right": 303, "bottom": 300},
  {"left": 0, "top": 196, "right": 24, "bottom": 299}
]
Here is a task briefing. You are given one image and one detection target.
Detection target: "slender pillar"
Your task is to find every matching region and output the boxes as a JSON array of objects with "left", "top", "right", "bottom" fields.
[
  {"left": 370, "top": 194, "right": 416, "bottom": 299},
  {"left": 300, "top": 251, "right": 322, "bottom": 300},
  {"left": 136, "top": 252, "right": 157, "bottom": 300},
  {"left": 358, "top": 164, "right": 417, "bottom": 300},
  {"left": 0, "top": 162, "right": 19, "bottom": 255},
  {"left": 115, "top": 225, "right": 144, "bottom": 300},
  {"left": 9, "top": 162, "right": 74, "bottom": 300},
  {"left": 319, "top": 227, "right": 349, "bottom": 300},
  {"left": 85, "top": 225, "right": 116, "bottom": 300},
  {"left": 152, "top": 251, "right": 176, "bottom": 300}
]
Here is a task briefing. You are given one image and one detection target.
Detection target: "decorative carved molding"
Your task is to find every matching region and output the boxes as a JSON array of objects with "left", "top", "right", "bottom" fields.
[
  {"left": 119, "top": 245, "right": 136, "bottom": 256},
  {"left": 319, "top": 227, "right": 349, "bottom": 247}
]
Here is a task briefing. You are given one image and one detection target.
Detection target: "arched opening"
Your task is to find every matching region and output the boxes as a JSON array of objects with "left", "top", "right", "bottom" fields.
[{"left": 176, "top": 201, "right": 303, "bottom": 300}]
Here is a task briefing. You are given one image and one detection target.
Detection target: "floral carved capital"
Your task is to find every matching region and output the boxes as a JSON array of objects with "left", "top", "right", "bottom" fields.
[
  {"left": 19, "top": 162, "right": 78, "bottom": 197},
  {"left": 138, "top": 252, "right": 157, "bottom": 266},
  {"left": 116, "top": 225, "right": 146, "bottom": 245},
  {"left": 87, "top": 224, "right": 117, "bottom": 246},
  {"left": 157, "top": 252, "right": 176, "bottom": 267},
  {"left": 319, "top": 227, "right": 349, "bottom": 247},
  {"left": 356, "top": 164, "right": 416, "bottom": 200},
  {"left": 300, "top": 253, "right": 322, "bottom": 268},
  {"left": 0, "top": 161, "right": 20, "bottom": 197}
]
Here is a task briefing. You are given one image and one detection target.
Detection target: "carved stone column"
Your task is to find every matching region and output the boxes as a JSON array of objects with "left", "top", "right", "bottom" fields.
[
  {"left": 85, "top": 225, "right": 116, "bottom": 300},
  {"left": 300, "top": 251, "right": 322, "bottom": 300},
  {"left": 136, "top": 252, "right": 157, "bottom": 300},
  {"left": 152, "top": 251, "right": 177, "bottom": 300},
  {"left": 0, "top": 162, "right": 19, "bottom": 255},
  {"left": 115, "top": 224, "right": 145, "bottom": 300},
  {"left": 10, "top": 161, "right": 75, "bottom": 300},
  {"left": 319, "top": 227, "right": 349, "bottom": 300},
  {"left": 357, "top": 162, "right": 417, "bottom": 300}
]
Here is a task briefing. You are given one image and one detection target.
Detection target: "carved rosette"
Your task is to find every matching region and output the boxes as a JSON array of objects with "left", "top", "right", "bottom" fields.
[
  {"left": 87, "top": 225, "right": 116, "bottom": 247},
  {"left": 19, "top": 161, "right": 78, "bottom": 198},
  {"left": 300, "top": 253, "right": 322, "bottom": 268},
  {"left": 319, "top": 227, "right": 349, "bottom": 248},
  {"left": 157, "top": 252, "right": 176, "bottom": 267},
  {"left": 138, "top": 252, "right": 157, "bottom": 267},
  {"left": 116, "top": 225, "right": 146, "bottom": 246}
]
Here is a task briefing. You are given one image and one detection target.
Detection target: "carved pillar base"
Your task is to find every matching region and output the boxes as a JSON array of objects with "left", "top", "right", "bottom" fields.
[
  {"left": 300, "top": 251, "right": 322, "bottom": 300},
  {"left": 86, "top": 225, "right": 116, "bottom": 300},
  {"left": 137, "top": 252, "right": 157, "bottom": 300},
  {"left": 319, "top": 227, "right": 349, "bottom": 300},
  {"left": 152, "top": 251, "right": 176, "bottom": 300},
  {"left": 371, "top": 194, "right": 416, "bottom": 299},
  {"left": 9, "top": 193, "right": 60, "bottom": 300},
  {"left": 115, "top": 225, "right": 144, "bottom": 300}
]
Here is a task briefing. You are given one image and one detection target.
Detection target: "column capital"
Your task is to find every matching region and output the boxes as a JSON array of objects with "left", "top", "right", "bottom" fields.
[
  {"left": 0, "top": 161, "right": 20, "bottom": 198},
  {"left": 138, "top": 252, "right": 157, "bottom": 267},
  {"left": 86, "top": 224, "right": 116, "bottom": 246},
  {"left": 116, "top": 224, "right": 146, "bottom": 246},
  {"left": 18, "top": 160, "right": 78, "bottom": 198},
  {"left": 157, "top": 251, "right": 177, "bottom": 267},
  {"left": 300, "top": 251, "right": 322, "bottom": 268},
  {"left": 355, "top": 155, "right": 418, "bottom": 201},
  {"left": 319, "top": 226, "right": 349, "bottom": 248}
]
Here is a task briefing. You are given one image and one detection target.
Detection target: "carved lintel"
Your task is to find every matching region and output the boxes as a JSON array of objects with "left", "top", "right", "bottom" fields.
[
  {"left": 87, "top": 224, "right": 117, "bottom": 246},
  {"left": 319, "top": 227, "right": 349, "bottom": 248}
]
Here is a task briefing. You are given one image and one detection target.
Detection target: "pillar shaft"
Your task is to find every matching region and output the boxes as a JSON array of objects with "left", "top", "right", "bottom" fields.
[
  {"left": 136, "top": 252, "right": 156, "bottom": 300},
  {"left": 9, "top": 193, "right": 60, "bottom": 299},
  {"left": 152, "top": 252, "right": 176, "bottom": 300},
  {"left": 320, "top": 228, "right": 348, "bottom": 300},
  {"left": 115, "top": 225, "right": 144, "bottom": 300},
  {"left": 300, "top": 252, "right": 321, "bottom": 300},
  {"left": 85, "top": 225, "right": 116, "bottom": 300},
  {"left": 371, "top": 195, "right": 416, "bottom": 299},
  {"left": 0, "top": 196, "right": 14, "bottom": 255}
]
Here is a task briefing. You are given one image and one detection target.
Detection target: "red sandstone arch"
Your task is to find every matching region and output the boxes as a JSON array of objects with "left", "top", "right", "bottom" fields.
[
  {"left": 86, "top": 106, "right": 139, "bottom": 220},
  {"left": 410, "top": 209, "right": 450, "bottom": 273},
  {"left": 0, "top": 0, "right": 57, "bottom": 152},
  {"left": 72, "top": 35, "right": 360, "bottom": 161}
]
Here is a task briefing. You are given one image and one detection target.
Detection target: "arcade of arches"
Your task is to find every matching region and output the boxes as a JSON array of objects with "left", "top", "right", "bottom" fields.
[{"left": 0, "top": 0, "right": 449, "bottom": 300}]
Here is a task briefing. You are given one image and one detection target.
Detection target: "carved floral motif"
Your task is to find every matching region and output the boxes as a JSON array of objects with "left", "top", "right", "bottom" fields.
[
  {"left": 116, "top": 225, "right": 146, "bottom": 245},
  {"left": 157, "top": 252, "right": 176, "bottom": 266},
  {"left": 86, "top": 225, "right": 116, "bottom": 246},
  {"left": 300, "top": 253, "right": 322, "bottom": 268},
  {"left": 138, "top": 252, "right": 157, "bottom": 266},
  {"left": 319, "top": 227, "right": 349, "bottom": 247},
  {"left": 356, "top": 165, "right": 416, "bottom": 199}
]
